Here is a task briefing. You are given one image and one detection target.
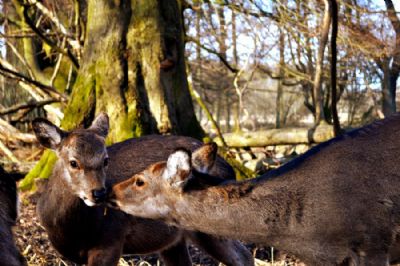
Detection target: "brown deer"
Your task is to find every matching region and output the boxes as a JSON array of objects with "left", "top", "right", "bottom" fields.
[
  {"left": 32, "top": 113, "right": 253, "bottom": 266},
  {"left": 109, "top": 114, "right": 400, "bottom": 266},
  {"left": 0, "top": 166, "right": 26, "bottom": 266}
]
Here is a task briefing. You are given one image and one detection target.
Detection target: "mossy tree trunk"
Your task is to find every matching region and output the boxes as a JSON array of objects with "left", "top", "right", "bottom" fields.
[{"left": 22, "top": 0, "right": 204, "bottom": 189}]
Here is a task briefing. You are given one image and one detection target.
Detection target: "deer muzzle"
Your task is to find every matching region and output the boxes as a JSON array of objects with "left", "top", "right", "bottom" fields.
[
  {"left": 106, "top": 188, "right": 120, "bottom": 209},
  {"left": 92, "top": 187, "right": 107, "bottom": 203}
]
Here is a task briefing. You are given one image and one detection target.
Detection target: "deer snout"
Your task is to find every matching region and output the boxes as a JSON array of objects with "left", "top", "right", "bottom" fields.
[
  {"left": 107, "top": 184, "right": 121, "bottom": 209},
  {"left": 106, "top": 186, "right": 121, "bottom": 209},
  {"left": 92, "top": 187, "right": 107, "bottom": 203}
]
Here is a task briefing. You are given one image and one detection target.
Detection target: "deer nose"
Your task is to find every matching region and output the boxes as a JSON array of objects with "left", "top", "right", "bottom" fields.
[{"left": 92, "top": 188, "right": 107, "bottom": 203}]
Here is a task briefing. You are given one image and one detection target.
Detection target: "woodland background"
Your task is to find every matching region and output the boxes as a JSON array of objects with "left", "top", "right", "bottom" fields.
[{"left": 0, "top": 0, "right": 399, "bottom": 174}]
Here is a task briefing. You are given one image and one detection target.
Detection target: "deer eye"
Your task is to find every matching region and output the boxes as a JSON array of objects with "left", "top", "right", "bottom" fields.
[
  {"left": 104, "top": 158, "right": 109, "bottom": 167},
  {"left": 135, "top": 178, "right": 145, "bottom": 187},
  {"left": 69, "top": 160, "right": 79, "bottom": 169}
]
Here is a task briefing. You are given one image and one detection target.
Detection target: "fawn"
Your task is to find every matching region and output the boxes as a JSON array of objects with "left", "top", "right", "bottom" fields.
[
  {"left": 109, "top": 114, "right": 400, "bottom": 266},
  {"left": 32, "top": 113, "right": 253, "bottom": 266}
]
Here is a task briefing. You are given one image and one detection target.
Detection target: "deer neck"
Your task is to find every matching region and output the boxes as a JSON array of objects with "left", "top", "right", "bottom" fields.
[
  {"left": 169, "top": 177, "right": 304, "bottom": 246},
  {"left": 38, "top": 161, "right": 90, "bottom": 226}
]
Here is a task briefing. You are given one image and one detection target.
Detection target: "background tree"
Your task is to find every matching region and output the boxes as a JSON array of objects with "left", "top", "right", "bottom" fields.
[{"left": 16, "top": 0, "right": 204, "bottom": 188}]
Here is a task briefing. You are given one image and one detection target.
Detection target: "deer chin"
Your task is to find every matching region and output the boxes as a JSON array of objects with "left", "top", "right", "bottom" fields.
[
  {"left": 78, "top": 192, "right": 97, "bottom": 207},
  {"left": 83, "top": 198, "right": 96, "bottom": 207},
  {"left": 117, "top": 197, "right": 171, "bottom": 220},
  {"left": 106, "top": 198, "right": 120, "bottom": 209}
]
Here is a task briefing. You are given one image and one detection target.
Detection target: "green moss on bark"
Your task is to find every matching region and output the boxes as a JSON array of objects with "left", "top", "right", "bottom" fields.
[
  {"left": 61, "top": 69, "right": 96, "bottom": 130},
  {"left": 225, "top": 157, "right": 256, "bottom": 181},
  {"left": 19, "top": 150, "right": 57, "bottom": 191}
]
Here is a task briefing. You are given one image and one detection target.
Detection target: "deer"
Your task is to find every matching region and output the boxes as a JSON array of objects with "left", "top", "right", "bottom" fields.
[
  {"left": 0, "top": 166, "right": 26, "bottom": 266},
  {"left": 32, "top": 113, "right": 253, "bottom": 266},
  {"left": 109, "top": 113, "right": 400, "bottom": 266}
]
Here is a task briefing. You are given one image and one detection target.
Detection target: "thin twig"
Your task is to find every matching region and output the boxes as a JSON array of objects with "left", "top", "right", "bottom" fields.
[
  {"left": 50, "top": 46, "right": 64, "bottom": 87},
  {"left": 0, "top": 99, "right": 60, "bottom": 116},
  {"left": 2, "top": 36, "right": 35, "bottom": 78},
  {"left": 0, "top": 140, "right": 20, "bottom": 163},
  {"left": 186, "top": 36, "right": 238, "bottom": 73},
  {"left": 187, "top": 69, "right": 229, "bottom": 148}
]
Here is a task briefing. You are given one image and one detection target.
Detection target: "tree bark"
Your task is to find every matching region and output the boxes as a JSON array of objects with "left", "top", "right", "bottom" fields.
[
  {"left": 330, "top": 0, "right": 341, "bottom": 136},
  {"left": 62, "top": 0, "right": 203, "bottom": 139},
  {"left": 231, "top": 8, "right": 238, "bottom": 66},
  {"left": 381, "top": 59, "right": 396, "bottom": 116},
  {"left": 23, "top": 0, "right": 204, "bottom": 187},
  {"left": 381, "top": 0, "right": 400, "bottom": 116},
  {"left": 276, "top": 24, "right": 285, "bottom": 129}
]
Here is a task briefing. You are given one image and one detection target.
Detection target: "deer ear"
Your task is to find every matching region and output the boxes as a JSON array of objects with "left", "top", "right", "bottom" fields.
[
  {"left": 163, "top": 149, "right": 192, "bottom": 188},
  {"left": 192, "top": 142, "right": 218, "bottom": 174},
  {"left": 32, "top": 118, "right": 66, "bottom": 150},
  {"left": 89, "top": 112, "right": 109, "bottom": 138}
]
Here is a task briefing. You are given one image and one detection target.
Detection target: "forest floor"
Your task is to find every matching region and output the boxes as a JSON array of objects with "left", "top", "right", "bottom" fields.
[{"left": 14, "top": 188, "right": 303, "bottom": 266}]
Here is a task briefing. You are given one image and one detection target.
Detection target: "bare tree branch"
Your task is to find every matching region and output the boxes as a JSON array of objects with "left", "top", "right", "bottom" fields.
[
  {"left": 0, "top": 99, "right": 60, "bottom": 116},
  {"left": 0, "top": 59, "right": 67, "bottom": 101},
  {"left": 22, "top": 3, "right": 80, "bottom": 68},
  {"left": 186, "top": 36, "right": 238, "bottom": 73},
  {"left": 26, "top": 0, "right": 81, "bottom": 51}
]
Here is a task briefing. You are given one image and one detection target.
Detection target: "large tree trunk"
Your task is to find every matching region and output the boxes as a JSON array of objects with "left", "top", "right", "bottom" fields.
[
  {"left": 62, "top": 0, "right": 203, "bottom": 139},
  {"left": 22, "top": 0, "right": 204, "bottom": 189}
]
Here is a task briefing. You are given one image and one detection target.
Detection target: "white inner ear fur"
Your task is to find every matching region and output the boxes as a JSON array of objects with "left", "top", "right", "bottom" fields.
[
  {"left": 193, "top": 164, "right": 209, "bottom": 174},
  {"left": 163, "top": 150, "right": 191, "bottom": 184},
  {"left": 42, "top": 123, "right": 62, "bottom": 146}
]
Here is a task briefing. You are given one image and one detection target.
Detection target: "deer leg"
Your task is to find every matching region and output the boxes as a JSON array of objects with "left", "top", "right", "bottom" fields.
[
  {"left": 187, "top": 231, "right": 254, "bottom": 266},
  {"left": 87, "top": 243, "right": 123, "bottom": 266},
  {"left": 360, "top": 252, "right": 389, "bottom": 266},
  {"left": 159, "top": 239, "right": 192, "bottom": 266}
]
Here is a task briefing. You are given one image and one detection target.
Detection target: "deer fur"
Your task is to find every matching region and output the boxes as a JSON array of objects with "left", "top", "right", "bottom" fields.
[
  {"left": 0, "top": 166, "right": 26, "bottom": 266},
  {"left": 110, "top": 114, "right": 400, "bottom": 266},
  {"left": 33, "top": 113, "right": 253, "bottom": 266}
]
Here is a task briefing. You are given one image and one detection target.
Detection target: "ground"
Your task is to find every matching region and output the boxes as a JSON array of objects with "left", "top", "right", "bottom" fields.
[{"left": 13, "top": 191, "right": 302, "bottom": 266}]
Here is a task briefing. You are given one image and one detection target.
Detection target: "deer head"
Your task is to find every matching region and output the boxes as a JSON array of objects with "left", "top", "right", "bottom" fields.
[
  {"left": 108, "top": 143, "right": 217, "bottom": 219},
  {"left": 33, "top": 113, "right": 110, "bottom": 206}
]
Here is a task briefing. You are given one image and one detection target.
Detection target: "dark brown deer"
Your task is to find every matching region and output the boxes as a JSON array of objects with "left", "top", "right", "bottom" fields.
[
  {"left": 0, "top": 166, "right": 26, "bottom": 266},
  {"left": 109, "top": 114, "right": 400, "bottom": 266},
  {"left": 32, "top": 113, "right": 253, "bottom": 266}
]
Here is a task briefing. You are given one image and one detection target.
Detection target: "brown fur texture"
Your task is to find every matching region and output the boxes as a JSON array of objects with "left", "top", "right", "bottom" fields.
[
  {"left": 34, "top": 114, "right": 253, "bottom": 266},
  {"left": 0, "top": 166, "right": 26, "bottom": 266},
  {"left": 111, "top": 114, "right": 400, "bottom": 266}
]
